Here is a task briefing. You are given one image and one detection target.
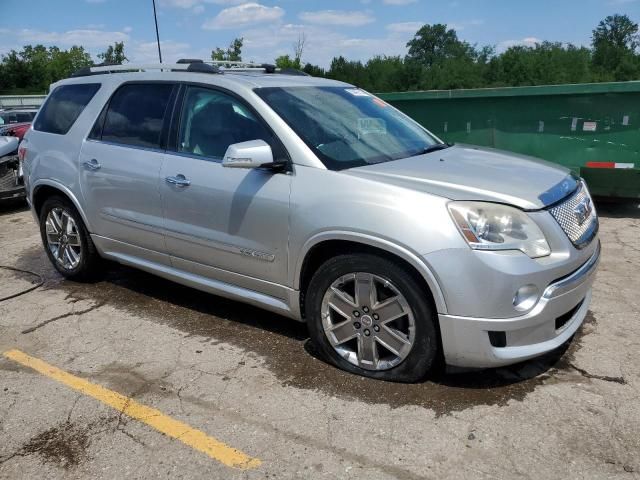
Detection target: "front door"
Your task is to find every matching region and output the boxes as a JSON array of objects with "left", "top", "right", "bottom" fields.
[
  {"left": 160, "top": 85, "right": 291, "bottom": 287},
  {"left": 79, "top": 82, "right": 175, "bottom": 256}
]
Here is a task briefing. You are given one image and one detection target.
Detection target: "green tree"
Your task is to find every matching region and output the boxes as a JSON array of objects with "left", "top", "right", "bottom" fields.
[
  {"left": 591, "top": 14, "right": 640, "bottom": 81},
  {"left": 0, "top": 44, "right": 93, "bottom": 94},
  {"left": 97, "top": 41, "right": 127, "bottom": 64},
  {"left": 212, "top": 37, "right": 243, "bottom": 62},
  {"left": 326, "top": 56, "right": 368, "bottom": 87},
  {"left": 490, "top": 42, "right": 592, "bottom": 87},
  {"left": 48, "top": 46, "right": 93, "bottom": 81},
  {"left": 275, "top": 54, "right": 300, "bottom": 70},
  {"left": 406, "top": 24, "right": 473, "bottom": 67},
  {"left": 302, "top": 63, "right": 325, "bottom": 77}
]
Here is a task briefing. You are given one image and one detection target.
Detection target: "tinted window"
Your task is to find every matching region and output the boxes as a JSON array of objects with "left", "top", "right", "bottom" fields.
[
  {"left": 34, "top": 84, "right": 100, "bottom": 134},
  {"left": 102, "top": 83, "right": 174, "bottom": 149},
  {"left": 178, "top": 86, "right": 276, "bottom": 159}
]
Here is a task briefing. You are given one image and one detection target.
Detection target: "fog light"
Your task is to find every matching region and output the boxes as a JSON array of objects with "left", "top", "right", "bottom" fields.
[{"left": 513, "top": 284, "right": 540, "bottom": 312}]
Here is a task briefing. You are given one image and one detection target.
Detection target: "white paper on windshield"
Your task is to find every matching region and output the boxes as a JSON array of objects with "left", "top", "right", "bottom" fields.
[
  {"left": 345, "top": 88, "right": 371, "bottom": 97},
  {"left": 358, "top": 117, "right": 387, "bottom": 135}
]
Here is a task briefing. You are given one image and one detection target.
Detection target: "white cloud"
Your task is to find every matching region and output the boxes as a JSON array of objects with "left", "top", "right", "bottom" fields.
[
  {"left": 0, "top": 27, "right": 206, "bottom": 66},
  {"left": 159, "top": 0, "right": 251, "bottom": 9},
  {"left": 386, "top": 21, "right": 423, "bottom": 34},
  {"left": 383, "top": 0, "right": 417, "bottom": 4},
  {"left": 298, "top": 10, "right": 375, "bottom": 27},
  {"left": 239, "top": 22, "right": 411, "bottom": 68},
  {"left": 130, "top": 39, "right": 197, "bottom": 63},
  {"left": 498, "top": 37, "right": 541, "bottom": 51},
  {"left": 6, "top": 28, "right": 130, "bottom": 49},
  {"left": 448, "top": 19, "right": 484, "bottom": 31},
  {"left": 202, "top": 3, "right": 284, "bottom": 30},
  {"left": 159, "top": 0, "right": 200, "bottom": 7}
]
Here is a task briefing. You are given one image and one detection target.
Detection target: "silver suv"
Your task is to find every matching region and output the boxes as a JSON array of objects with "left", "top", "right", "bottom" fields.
[{"left": 22, "top": 61, "right": 600, "bottom": 382}]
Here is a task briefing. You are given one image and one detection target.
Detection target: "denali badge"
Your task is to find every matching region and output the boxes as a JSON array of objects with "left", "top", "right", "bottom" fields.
[{"left": 573, "top": 197, "right": 593, "bottom": 226}]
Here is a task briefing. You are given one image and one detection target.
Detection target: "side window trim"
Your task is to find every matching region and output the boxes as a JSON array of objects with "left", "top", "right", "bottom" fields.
[
  {"left": 168, "top": 82, "right": 290, "bottom": 166},
  {"left": 89, "top": 80, "right": 178, "bottom": 152},
  {"left": 88, "top": 102, "right": 108, "bottom": 141},
  {"left": 166, "top": 84, "right": 185, "bottom": 153}
]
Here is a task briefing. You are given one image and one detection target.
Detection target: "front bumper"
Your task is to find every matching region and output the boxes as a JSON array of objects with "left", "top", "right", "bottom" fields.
[{"left": 438, "top": 241, "right": 600, "bottom": 368}]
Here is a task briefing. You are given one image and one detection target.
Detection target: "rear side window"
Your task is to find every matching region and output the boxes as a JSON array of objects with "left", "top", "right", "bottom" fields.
[
  {"left": 34, "top": 83, "right": 100, "bottom": 135},
  {"left": 101, "top": 83, "right": 174, "bottom": 149}
]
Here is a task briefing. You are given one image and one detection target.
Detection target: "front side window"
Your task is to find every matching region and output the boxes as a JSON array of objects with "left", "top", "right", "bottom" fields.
[
  {"left": 34, "top": 83, "right": 100, "bottom": 135},
  {"left": 177, "top": 86, "right": 275, "bottom": 159},
  {"left": 255, "top": 86, "right": 440, "bottom": 171},
  {"left": 101, "top": 83, "right": 174, "bottom": 149}
]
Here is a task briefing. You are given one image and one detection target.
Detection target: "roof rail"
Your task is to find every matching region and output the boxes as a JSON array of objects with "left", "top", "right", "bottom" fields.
[
  {"left": 70, "top": 61, "right": 219, "bottom": 78},
  {"left": 69, "top": 59, "right": 306, "bottom": 78},
  {"left": 208, "top": 61, "right": 276, "bottom": 74},
  {"left": 278, "top": 68, "right": 310, "bottom": 77}
]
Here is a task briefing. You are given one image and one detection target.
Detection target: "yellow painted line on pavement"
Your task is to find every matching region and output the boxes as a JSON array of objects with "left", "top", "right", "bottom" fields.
[{"left": 3, "top": 349, "right": 261, "bottom": 470}]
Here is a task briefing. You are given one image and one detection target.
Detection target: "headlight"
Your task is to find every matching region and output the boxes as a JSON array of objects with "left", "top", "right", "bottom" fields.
[{"left": 448, "top": 201, "right": 551, "bottom": 258}]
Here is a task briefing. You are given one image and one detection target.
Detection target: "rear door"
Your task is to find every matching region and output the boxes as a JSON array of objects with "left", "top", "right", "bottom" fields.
[
  {"left": 160, "top": 84, "right": 292, "bottom": 287},
  {"left": 79, "top": 82, "right": 177, "bottom": 259}
]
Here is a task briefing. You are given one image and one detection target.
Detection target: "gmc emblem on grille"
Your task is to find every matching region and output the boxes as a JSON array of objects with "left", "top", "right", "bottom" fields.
[{"left": 573, "top": 197, "right": 593, "bottom": 225}]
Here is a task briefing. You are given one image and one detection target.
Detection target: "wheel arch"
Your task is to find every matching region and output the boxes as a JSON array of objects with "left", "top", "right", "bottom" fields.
[
  {"left": 32, "top": 180, "right": 93, "bottom": 232},
  {"left": 295, "top": 232, "right": 447, "bottom": 317}
]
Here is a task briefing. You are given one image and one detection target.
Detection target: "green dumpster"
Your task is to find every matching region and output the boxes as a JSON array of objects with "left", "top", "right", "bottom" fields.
[{"left": 378, "top": 82, "right": 640, "bottom": 199}]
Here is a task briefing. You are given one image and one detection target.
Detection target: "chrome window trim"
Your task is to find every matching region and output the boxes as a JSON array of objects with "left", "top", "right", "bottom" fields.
[
  {"left": 85, "top": 138, "right": 166, "bottom": 155},
  {"left": 165, "top": 149, "right": 223, "bottom": 164}
]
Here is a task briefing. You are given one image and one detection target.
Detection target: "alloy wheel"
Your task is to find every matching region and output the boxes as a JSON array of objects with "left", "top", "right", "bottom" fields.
[
  {"left": 321, "top": 272, "right": 416, "bottom": 371},
  {"left": 45, "top": 207, "right": 82, "bottom": 271}
]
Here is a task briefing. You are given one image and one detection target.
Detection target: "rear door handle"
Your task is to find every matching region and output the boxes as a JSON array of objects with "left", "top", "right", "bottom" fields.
[
  {"left": 165, "top": 174, "right": 191, "bottom": 187},
  {"left": 83, "top": 159, "right": 101, "bottom": 171}
]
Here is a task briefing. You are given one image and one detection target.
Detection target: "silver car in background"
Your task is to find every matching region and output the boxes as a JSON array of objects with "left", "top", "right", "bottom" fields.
[{"left": 21, "top": 61, "right": 599, "bottom": 382}]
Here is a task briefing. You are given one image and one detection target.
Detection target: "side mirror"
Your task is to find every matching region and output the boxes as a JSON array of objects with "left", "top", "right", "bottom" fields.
[{"left": 222, "top": 140, "right": 275, "bottom": 169}]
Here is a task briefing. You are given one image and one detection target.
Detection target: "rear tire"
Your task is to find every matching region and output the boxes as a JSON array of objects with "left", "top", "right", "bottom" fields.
[
  {"left": 306, "top": 253, "right": 439, "bottom": 383},
  {"left": 39, "top": 196, "right": 101, "bottom": 281}
]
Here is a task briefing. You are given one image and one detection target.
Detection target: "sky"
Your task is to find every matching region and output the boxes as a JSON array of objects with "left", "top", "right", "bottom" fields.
[{"left": 1, "top": 0, "right": 639, "bottom": 68}]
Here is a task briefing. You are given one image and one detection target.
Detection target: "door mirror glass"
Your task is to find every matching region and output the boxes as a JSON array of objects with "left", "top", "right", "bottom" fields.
[{"left": 222, "top": 140, "right": 274, "bottom": 169}]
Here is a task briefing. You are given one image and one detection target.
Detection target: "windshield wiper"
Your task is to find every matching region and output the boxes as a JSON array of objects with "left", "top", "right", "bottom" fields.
[{"left": 421, "top": 143, "right": 452, "bottom": 154}]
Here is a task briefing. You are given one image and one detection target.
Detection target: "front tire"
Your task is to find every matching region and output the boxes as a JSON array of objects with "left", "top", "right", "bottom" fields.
[
  {"left": 39, "top": 196, "right": 100, "bottom": 281},
  {"left": 306, "top": 254, "right": 439, "bottom": 382}
]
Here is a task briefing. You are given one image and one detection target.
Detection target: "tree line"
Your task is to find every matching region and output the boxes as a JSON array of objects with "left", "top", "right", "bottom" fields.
[{"left": 1, "top": 14, "right": 638, "bottom": 95}]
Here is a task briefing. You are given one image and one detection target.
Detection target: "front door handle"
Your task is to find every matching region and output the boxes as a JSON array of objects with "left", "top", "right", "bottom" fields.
[
  {"left": 83, "top": 159, "right": 101, "bottom": 171},
  {"left": 165, "top": 174, "right": 191, "bottom": 187}
]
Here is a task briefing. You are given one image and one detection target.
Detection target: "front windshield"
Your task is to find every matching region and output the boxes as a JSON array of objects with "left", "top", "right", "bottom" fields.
[{"left": 255, "top": 86, "right": 441, "bottom": 170}]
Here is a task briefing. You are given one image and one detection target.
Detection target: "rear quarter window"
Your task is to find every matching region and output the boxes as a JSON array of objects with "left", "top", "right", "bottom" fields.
[{"left": 34, "top": 83, "right": 101, "bottom": 135}]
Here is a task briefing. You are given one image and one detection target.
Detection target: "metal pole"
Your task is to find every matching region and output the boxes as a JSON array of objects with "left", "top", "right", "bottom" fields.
[{"left": 152, "top": 0, "right": 163, "bottom": 63}]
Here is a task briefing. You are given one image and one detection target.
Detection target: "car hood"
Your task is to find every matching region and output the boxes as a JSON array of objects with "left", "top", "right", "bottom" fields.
[{"left": 343, "top": 145, "right": 578, "bottom": 210}]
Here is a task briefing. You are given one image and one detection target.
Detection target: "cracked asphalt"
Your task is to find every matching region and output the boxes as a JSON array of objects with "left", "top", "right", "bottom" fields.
[{"left": 0, "top": 200, "right": 639, "bottom": 479}]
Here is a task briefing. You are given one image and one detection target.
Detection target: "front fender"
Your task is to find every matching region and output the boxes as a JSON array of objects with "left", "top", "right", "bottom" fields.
[{"left": 293, "top": 230, "right": 448, "bottom": 314}]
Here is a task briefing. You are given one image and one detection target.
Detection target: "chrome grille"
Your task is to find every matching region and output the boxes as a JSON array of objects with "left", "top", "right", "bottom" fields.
[{"left": 548, "top": 182, "right": 598, "bottom": 247}]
